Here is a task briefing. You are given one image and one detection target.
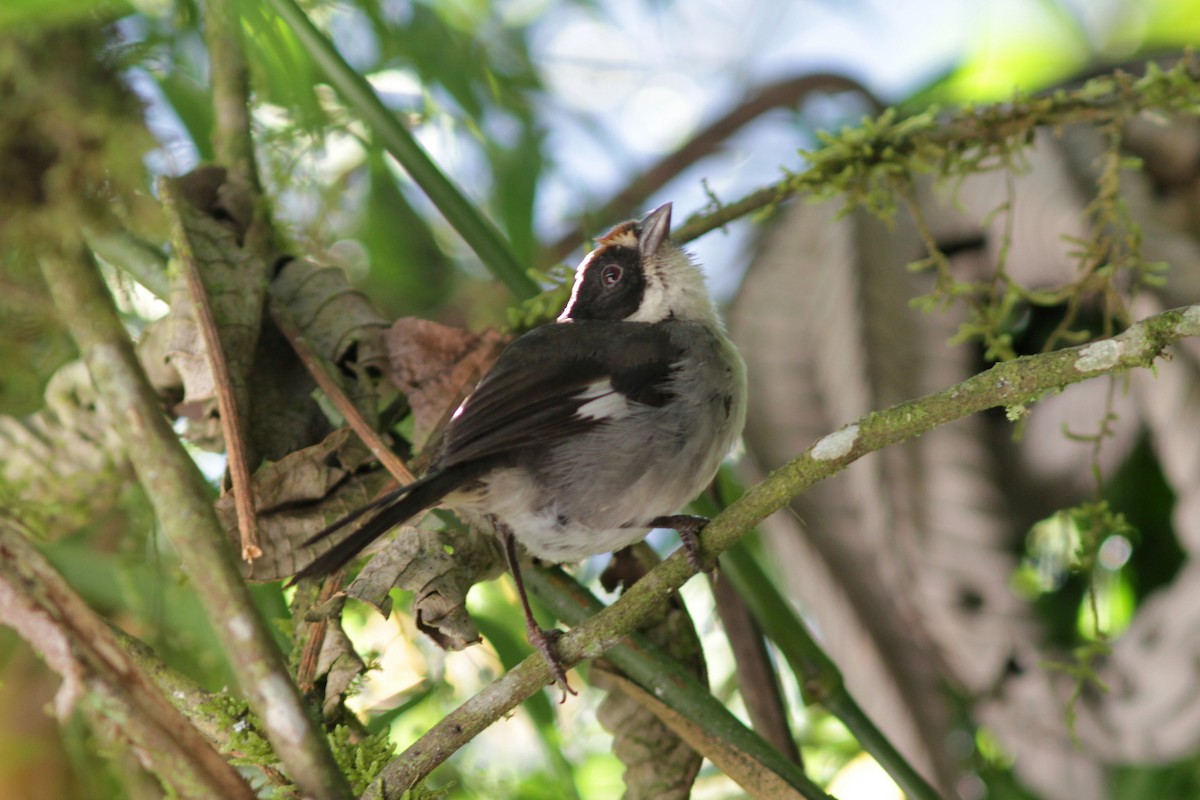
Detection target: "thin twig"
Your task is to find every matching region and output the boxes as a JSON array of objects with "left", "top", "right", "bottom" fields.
[
  {"left": 295, "top": 573, "right": 346, "bottom": 693},
  {"left": 269, "top": 299, "right": 416, "bottom": 485},
  {"left": 199, "top": 0, "right": 271, "bottom": 561},
  {"left": 673, "top": 185, "right": 788, "bottom": 244},
  {"left": 669, "top": 54, "right": 1200, "bottom": 245},
  {"left": 163, "top": 179, "right": 261, "bottom": 560},
  {"left": 720, "top": 543, "right": 941, "bottom": 799},
  {"left": 544, "top": 73, "right": 882, "bottom": 262},
  {"left": 710, "top": 570, "right": 802, "bottom": 766}
]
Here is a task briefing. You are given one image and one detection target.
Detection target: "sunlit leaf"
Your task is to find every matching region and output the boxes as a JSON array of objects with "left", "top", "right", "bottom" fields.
[{"left": 0, "top": 0, "right": 128, "bottom": 31}]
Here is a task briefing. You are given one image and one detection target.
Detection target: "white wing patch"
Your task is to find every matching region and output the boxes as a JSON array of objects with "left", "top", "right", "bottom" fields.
[{"left": 575, "top": 380, "right": 630, "bottom": 420}]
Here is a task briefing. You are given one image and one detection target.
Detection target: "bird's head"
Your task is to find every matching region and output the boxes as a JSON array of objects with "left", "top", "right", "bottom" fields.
[{"left": 559, "top": 203, "right": 717, "bottom": 325}]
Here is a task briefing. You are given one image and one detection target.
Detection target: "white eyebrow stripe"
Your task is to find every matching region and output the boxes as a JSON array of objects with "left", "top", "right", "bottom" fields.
[{"left": 558, "top": 250, "right": 598, "bottom": 321}]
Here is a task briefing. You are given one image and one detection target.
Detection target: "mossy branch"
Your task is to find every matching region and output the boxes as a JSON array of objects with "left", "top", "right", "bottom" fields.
[
  {"left": 673, "top": 53, "right": 1200, "bottom": 244},
  {"left": 37, "top": 244, "right": 353, "bottom": 800},
  {"left": 204, "top": 0, "right": 260, "bottom": 192},
  {"left": 0, "top": 521, "right": 257, "bottom": 800}
]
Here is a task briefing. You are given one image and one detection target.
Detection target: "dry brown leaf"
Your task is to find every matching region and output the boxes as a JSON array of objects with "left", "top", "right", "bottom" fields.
[
  {"left": 136, "top": 169, "right": 270, "bottom": 451},
  {"left": 173, "top": 165, "right": 254, "bottom": 241},
  {"left": 270, "top": 259, "right": 391, "bottom": 381},
  {"left": 215, "top": 428, "right": 391, "bottom": 581},
  {"left": 316, "top": 620, "right": 367, "bottom": 720},
  {"left": 266, "top": 255, "right": 394, "bottom": 444},
  {"left": 384, "top": 318, "right": 507, "bottom": 449},
  {"left": 243, "top": 321, "right": 333, "bottom": 463},
  {"left": 141, "top": 173, "right": 393, "bottom": 456},
  {"left": 213, "top": 314, "right": 512, "bottom": 650}
]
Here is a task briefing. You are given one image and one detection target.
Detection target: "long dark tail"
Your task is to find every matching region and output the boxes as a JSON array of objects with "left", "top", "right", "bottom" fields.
[{"left": 291, "top": 469, "right": 460, "bottom": 583}]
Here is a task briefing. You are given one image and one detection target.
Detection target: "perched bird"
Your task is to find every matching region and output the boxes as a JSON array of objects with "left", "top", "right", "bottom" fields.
[{"left": 294, "top": 203, "right": 747, "bottom": 693}]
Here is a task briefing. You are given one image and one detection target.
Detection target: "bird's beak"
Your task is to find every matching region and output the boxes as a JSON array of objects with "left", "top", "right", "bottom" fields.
[{"left": 639, "top": 202, "right": 672, "bottom": 260}]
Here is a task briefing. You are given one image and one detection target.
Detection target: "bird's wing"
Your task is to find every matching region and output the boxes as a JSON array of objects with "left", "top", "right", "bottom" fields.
[
  {"left": 292, "top": 321, "right": 680, "bottom": 581},
  {"left": 438, "top": 321, "right": 682, "bottom": 468}
]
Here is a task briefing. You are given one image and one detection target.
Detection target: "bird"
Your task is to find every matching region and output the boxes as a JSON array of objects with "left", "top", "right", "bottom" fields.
[{"left": 293, "top": 202, "right": 747, "bottom": 694}]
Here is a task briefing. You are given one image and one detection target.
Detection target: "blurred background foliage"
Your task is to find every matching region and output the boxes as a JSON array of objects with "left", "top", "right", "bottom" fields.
[{"left": 1, "top": 0, "right": 1200, "bottom": 798}]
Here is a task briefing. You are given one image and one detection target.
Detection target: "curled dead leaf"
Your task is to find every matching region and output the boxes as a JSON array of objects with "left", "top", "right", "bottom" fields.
[
  {"left": 270, "top": 258, "right": 391, "bottom": 383},
  {"left": 173, "top": 165, "right": 254, "bottom": 242},
  {"left": 385, "top": 318, "right": 507, "bottom": 449},
  {"left": 215, "top": 428, "right": 392, "bottom": 582},
  {"left": 347, "top": 525, "right": 506, "bottom": 652},
  {"left": 135, "top": 170, "right": 271, "bottom": 451},
  {"left": 316, "top": 621, "right": 367, "bottom": 721}
]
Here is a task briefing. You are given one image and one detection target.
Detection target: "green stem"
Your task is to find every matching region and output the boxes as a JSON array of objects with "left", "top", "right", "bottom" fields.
[
  {"left": 83, "top": 227, "right": 170, "bottom": 299},
  {"left": 261, "top": 0, "right": 538, "bottom": 299},
  {"left": 530, "top": 566, "right": 835, "bottom": 800},
  {"left": 722, "top": 543, "right": 944, "bottom": 800}
]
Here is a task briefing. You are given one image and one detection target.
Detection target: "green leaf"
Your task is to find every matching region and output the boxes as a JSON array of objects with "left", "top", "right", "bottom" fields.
[
  {"left": 0, "top": 0, "right": 129, "bottom": 31},
  {"left": 154, "top": 70, "right": 215, "bottom": 162},
  {"left": 258, "top": 0, "right": 538, "bottom": 298},
  {"left": 238, "top": 1, "right": 328, "bottom": 133},
  {"left": 486, "top": 123, "right": 544, "bottom": 266},
  {"left": 358, "top": 148, "right": 455, "bottom": 315}
]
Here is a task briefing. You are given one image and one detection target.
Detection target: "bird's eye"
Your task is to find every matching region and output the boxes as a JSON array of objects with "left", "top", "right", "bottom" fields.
[{"left": 600, "top": 263, "right": 623, "bottom": 287}]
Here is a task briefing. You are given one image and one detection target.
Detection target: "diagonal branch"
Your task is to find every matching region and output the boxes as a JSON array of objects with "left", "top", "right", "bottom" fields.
[
  {"left": 709, "top": 566, "right": 802, "bottom": 765},
  {"left": 162, "top": 178, "right": 262, "bottom": 560},
  {"left": 0, "top": 521, "right": 257, "bottom": 800},
  {"left": 204, "top": 0, "right": 261, "bottom": 193},
  {"left": 270, "top": 299, "right": 416, "bottom": 486},
  {"left": 37, "top": 244, "right": 353, "bottom": 800},
  {"left": 367, "top": 302, "right": 1200, "bottom": 798},
  {"left": 262, "top": 0, "right": 538, "bottom": 299},
  {"left": 192, "top": 0, "right": 352, "bottom": 789}
]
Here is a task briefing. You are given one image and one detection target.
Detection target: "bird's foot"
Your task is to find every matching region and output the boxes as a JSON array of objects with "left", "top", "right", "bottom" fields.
[
  {"left": 525, "top": 623, "right": 576, "bottom": 701},
  {"left": 650, "top": 514, "right": 711, "bottom": 574}
]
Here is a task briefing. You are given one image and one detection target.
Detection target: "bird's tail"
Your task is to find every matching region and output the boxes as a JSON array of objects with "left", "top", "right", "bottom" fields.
[{"left": 290, "top": 469, "right": 459, "bottom": 583}]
